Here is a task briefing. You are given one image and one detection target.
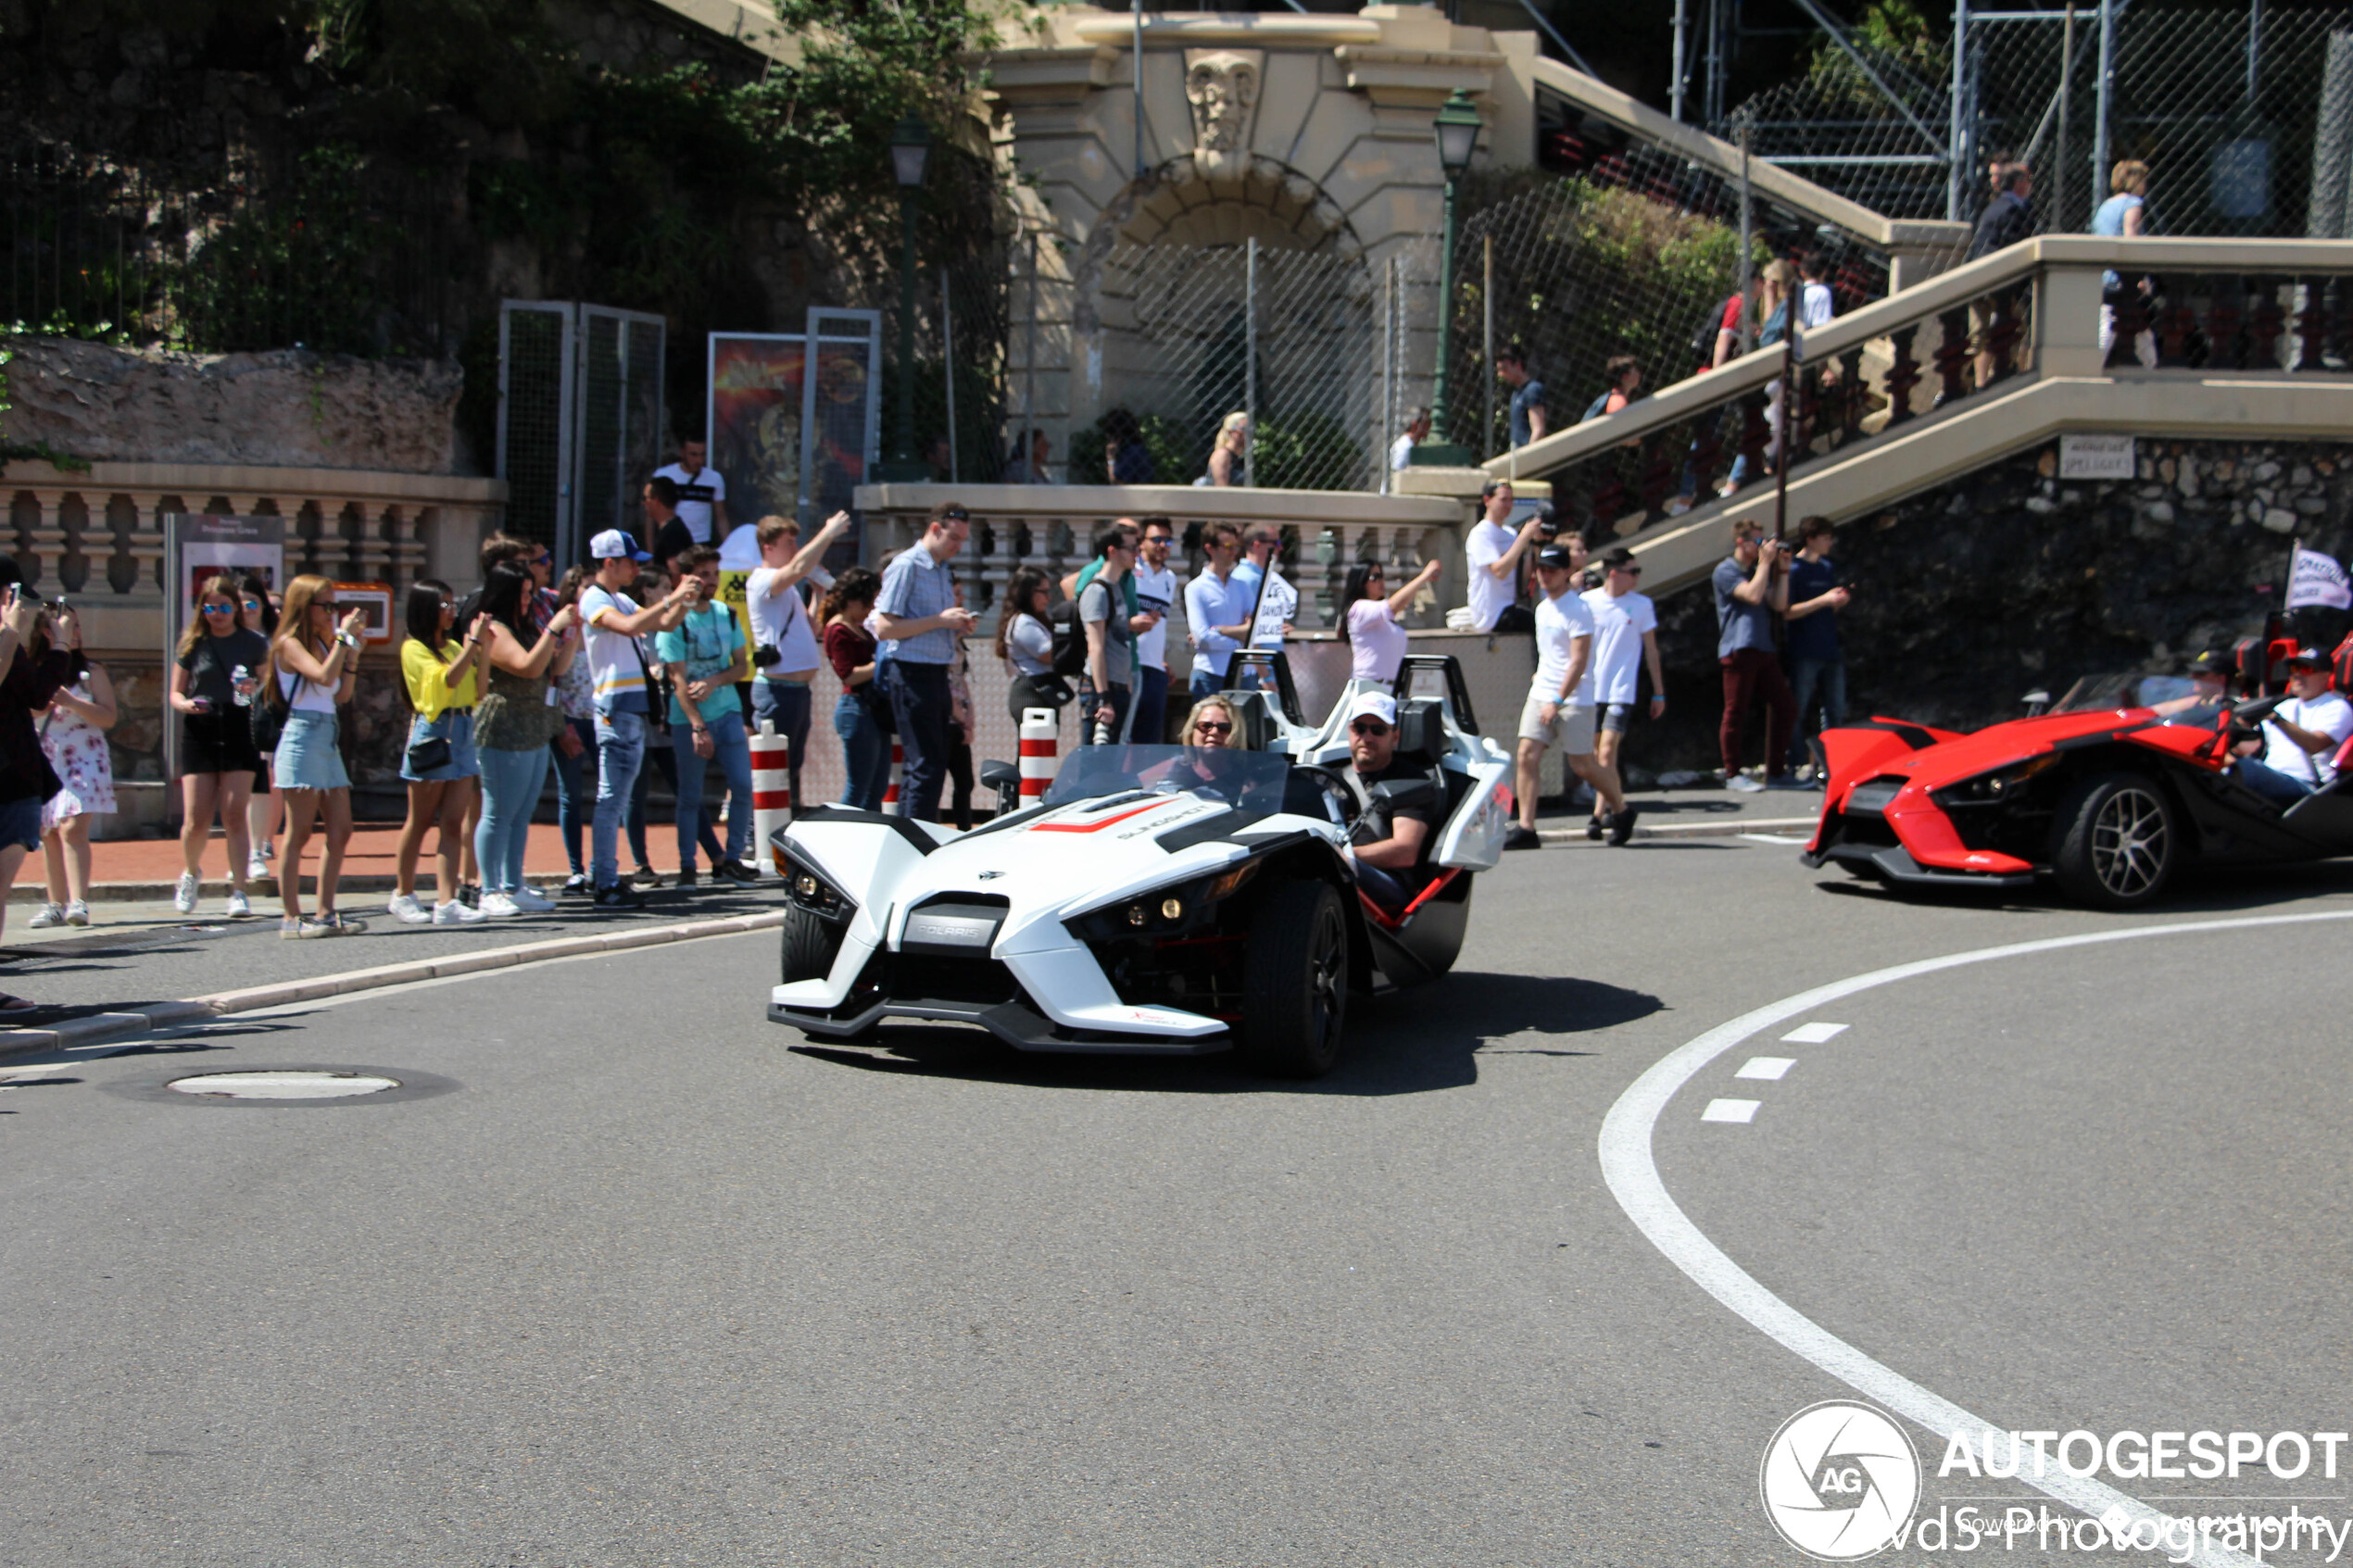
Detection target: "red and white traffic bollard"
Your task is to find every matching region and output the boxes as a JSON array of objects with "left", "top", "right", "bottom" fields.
[
  {"left": 881, "top": 741, "right": 904, "bottom": 809},
  {"left": 750, "top": 719, "right": 792, "bottom": 870},
  {"left": 1018, "top": 707, "right": 1057, "bottom": 801}
]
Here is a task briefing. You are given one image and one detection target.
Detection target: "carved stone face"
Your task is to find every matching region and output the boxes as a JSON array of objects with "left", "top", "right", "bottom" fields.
[{"left": 1185, "top": 50, "right": 1262, "bottom": 157}]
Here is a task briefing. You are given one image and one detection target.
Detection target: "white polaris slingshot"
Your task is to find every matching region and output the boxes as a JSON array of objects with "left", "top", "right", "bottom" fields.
[{"left": 766, "top": 655, "right": 1512, "bottom": 1077}]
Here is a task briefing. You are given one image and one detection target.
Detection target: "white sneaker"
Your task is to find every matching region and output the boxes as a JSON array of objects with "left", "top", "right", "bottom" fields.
[
  {"left": 223, "top": 891, "right": 249, "bottom": 920},
  {"left": 386, "top": 892, "right": 431, "bottom": 925},
  {"left": 66, "top": 898, "right": 90, "bottom": 925},
  {"left": 27, "top": 903, "right": 65, "bottom": 929},
  {"left": 258, "top": 839, "right": 274, "bottom": 861},
  {"left": 1725, "top": 774, "right": 1767, "bottom": 794},
  {"left": 510, "top": 884, "right": 556, "bottom": 913},
  {"left": 172, "top": 872, "right": 199, "bottom": 914},
  {"left": 246, "top": 854, "right": 270, "bottom": 882},
  {"left": 478, "top": 891, "right": 522, "bottom": 919},
  {"left": 433, "top": 898, "right": 489, "bottom": 925}
]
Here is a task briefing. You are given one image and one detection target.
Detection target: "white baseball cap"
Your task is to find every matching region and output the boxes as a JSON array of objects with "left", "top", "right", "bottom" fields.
[
  {"left": 1345, "top": 690, "right": 1398, "bottom": 727},
  {"left": 589, "top": 529, "right": 651, "bottom": 562}
]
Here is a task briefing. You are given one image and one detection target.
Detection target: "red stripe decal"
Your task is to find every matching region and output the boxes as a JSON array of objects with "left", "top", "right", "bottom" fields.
[{"left": 1031, "top": 801, "right": 1163, "bottom": 834}]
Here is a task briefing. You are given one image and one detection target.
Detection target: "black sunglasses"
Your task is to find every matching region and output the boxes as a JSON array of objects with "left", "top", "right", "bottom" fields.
[{"left": 1351, "top": 720, "right": 1391, "bottom": 736}]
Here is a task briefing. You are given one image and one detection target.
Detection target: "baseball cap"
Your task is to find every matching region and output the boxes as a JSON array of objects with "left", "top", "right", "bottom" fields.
[
  {"left": 2284, "top": 646, "right": 2330, "bottom": 669},
  {"left": 1535, "top": 543, "right": 1580, "bottom": 571},
  {"left": 1346, "top": 690, "right": 1398, "bottom": 728},
  {"left": 589, "top": 529, "right": 652, "bottom": 562},
  {"left": 2184, "top": 650, "right": 2232, "bottom": 679}
]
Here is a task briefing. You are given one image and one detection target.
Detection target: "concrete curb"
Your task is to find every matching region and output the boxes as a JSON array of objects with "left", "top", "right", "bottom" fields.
[
  {"left": 1536, "top": 813, "right": 1818, "bottom": 845},
  {"left": 7, "top": 874, "right": 569, "bottom": 907},
  {"left": 0, "top": 910, "right": 786, "bottom": 1063}
]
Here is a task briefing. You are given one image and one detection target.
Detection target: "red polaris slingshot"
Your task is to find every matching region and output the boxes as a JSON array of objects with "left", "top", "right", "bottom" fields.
[{"left": 1803, "top": 633, "right": 2353, "bottom": 909}]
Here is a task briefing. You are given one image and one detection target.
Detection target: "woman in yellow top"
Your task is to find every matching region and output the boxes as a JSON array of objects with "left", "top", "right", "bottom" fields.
[{"left": 391, "top": 579, "right": 493, "bottom": 925}]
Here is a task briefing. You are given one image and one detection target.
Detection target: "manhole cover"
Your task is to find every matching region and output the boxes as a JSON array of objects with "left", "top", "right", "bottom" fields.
[{"left": 168, "top": 1070, "right": 399, "bottom": 1099}]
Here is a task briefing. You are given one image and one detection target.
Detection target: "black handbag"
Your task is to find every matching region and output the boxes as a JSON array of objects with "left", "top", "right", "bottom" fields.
[
  {"left": 249, "top": 675, "right": 290, "bottom": 754},
  {"left": 405, "top": 730, "right": 452, "bottom": 774}
]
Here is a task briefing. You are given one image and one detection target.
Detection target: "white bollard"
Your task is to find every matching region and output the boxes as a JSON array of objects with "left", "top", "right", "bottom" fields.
[
  {"left": 881, "top": 741, "right": 904, "bottom": 809},
  {"left": 1018, "top": 707, "right": 1057, "bottom": 802},
  {"left": 749, "top": 719, "right": 792, "bottom": 872}
]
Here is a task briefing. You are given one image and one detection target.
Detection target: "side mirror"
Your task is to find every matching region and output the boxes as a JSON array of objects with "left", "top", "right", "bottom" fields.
[
  {"left": 2021, "top": 689, "right": 2051, "bottom": 718},
  {"left": 979, "top": 759, "right": 1022, "bottom": 817}
]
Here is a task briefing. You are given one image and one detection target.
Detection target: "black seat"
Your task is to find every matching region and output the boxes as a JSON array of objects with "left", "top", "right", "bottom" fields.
[
  {"left": 1227, "top": 689, "right": 1285, "bottom": 753},
  {"left": 1397, "top": 697, "right": 1473, "bottom": 821}
]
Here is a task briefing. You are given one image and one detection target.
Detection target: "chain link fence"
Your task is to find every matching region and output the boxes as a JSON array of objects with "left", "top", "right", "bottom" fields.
[{"left": 1715, "top": 37, "right": 1955, "bottom": 222}]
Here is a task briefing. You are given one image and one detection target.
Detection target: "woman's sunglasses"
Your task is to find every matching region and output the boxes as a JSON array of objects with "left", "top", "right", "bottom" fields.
[
  {"left": 1192, "top": 720, "right": 1232, "bottom": 735},
  {"left": 241, "top": 597, "right": 263, "bottom": 609},
  {"left": 201, "top": 602, "right": 237, "bottom": 615}
]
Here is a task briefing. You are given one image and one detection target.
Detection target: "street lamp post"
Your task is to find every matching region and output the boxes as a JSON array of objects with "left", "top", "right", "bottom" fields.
[
  {"left": 875, "top": 115, "right": 934, "bottom": 484},
  {"left": 1410, "top": 88, "right": 1482, "bottom": 468}
]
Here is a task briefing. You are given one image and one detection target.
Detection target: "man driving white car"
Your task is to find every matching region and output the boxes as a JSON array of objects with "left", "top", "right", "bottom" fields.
[{"left": 1339, "top": 691, "right": 1439, "bottom": 915}]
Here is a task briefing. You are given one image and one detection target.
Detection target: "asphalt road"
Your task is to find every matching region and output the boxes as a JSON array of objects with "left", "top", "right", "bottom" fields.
[{"left": 4, "top": 838, "right": 2349, "bottom": 1566}]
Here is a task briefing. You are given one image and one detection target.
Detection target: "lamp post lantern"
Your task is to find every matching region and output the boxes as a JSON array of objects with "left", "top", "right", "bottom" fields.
[
  {"left": 1410, "top": 89, "right": 1482, "bottom": 468},
  {"left": 876, "top": 115, "right": 934, "bottom": 484}
]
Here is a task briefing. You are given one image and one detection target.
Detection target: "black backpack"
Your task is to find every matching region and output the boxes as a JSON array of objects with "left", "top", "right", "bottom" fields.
[{"left": 1048, "top": 599, "right": 1088, "bottom": 677}]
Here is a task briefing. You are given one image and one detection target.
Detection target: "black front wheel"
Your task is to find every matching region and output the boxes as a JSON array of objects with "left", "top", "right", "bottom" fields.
[
  {"left": 2052, "top": 771, "right": 2179, "bottom": 909},
  {"left": 781, "top": 905, "right": 837, "bottom": 984},
  {"left": 1236, "top": 880, "right": 1349, "bottom": 1078}
]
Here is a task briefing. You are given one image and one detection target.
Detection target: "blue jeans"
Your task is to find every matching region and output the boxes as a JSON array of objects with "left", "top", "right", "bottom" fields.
[
  {"left": 1786, "top": 657, "right": 1848, "bottom": 771},
  {"left": 1355, "top": 859, "right": 1410, "bottom": 915},
  {"left": 629, "top": 737, "right": 723, "bottom": 871},
  {"left": 552, "top": 718, "right": 595, "bottom": 877},
  {"left": 1132, "top": 665, "right": 1169, "bottom": 746},
  {"left": 882, "top": 660, "right": 954, "bottom": 822},
  {"left": 473, "top": 744, "right": 549, "bottom": 896},
  {"left": 751, "top": 679, "right": 813, "bottom": 809},
  {"left": 673, "top": 709, "right": 755, "bottom": 869},
  {"left": 2234, "top": 759, "right": 2317, "bottom": 808},
  {"left": 834, "top": 693, "right": 889, "bottom": 811},
  {"left": 592, "top": 709, "right": 648, "bottom": 890}
]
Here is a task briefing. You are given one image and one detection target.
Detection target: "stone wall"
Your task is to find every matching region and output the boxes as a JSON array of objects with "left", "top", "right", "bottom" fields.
[
  {"left": 4, "top": 338, "right": 470, "bottom": 475},
  {"left": 1631, "top": 436, "right": 2353, "bottom": 781}
]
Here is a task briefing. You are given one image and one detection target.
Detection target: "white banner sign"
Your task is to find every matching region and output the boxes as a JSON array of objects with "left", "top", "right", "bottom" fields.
[
  {"left": 2058, "top": 434, "right": 2136, "bottom": 480},
  {"left": 2286, "top": 546, "right": 2353, "bottom": 611},
  {"left": 1249, "top": 571, "right": 1297, "bottom": 648}
]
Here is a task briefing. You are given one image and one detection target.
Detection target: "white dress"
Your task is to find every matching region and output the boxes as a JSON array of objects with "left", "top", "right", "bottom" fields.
[{"left": 40, "top": 676, "right": 117, "bottom": 834}]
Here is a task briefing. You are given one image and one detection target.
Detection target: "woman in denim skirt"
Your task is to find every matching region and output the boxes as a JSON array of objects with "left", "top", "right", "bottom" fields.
[
  {"left": 390, "top": 580, "right": 491, "bottom": 926},
  {"left": 265, "top": 574, "right": 371, "bottom": 938}
]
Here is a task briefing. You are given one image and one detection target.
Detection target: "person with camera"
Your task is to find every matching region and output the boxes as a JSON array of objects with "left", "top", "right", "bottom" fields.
[
  {"left": 264, "top": 575, "right": 371, "bottom": 936},
  {"left": 655, "top": 546, "right": 759, "bottom": 884},
  {"left": 581, "top": 530, "right": 697, "bottom": 909},
  {"left": 748, "top": 509, "right": 848, "bottom": 818},
  {"left": 821, "top": 568, "right": 890, "bottom": 810},
  {"left": 170, "top": 573, "right": 270, "bottom": 917},
  {"left": 1466, "top": 480, "right": 1544, "bottom": 633},
  {"left": 235, "top": 575, "right": 282, "bottom": 884},
  {"left": 1714, "top": 520, "right": 1799, "bottom": 792},
  {"left": 30, "top": 601, "right": 116, "bottom": 930},
  {"left": 0, "top": 573, "right": 82, "bottom": 986},
  {"left": 387, "top": 580, "right": 491, "bottom": 926},
  {"left": 1079, "top": 526, "right": 1139, "bottom": 746},
  {"left": 996, "top": 567, "right": 1067, "bottom": 721},
  {"left": 472, "top": 563, "right": 579, "bottom": 917}
]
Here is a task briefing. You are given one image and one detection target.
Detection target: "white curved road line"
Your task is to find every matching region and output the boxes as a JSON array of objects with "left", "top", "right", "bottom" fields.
[{"left": 1600, "top": 909, "right": 2353, "bottom": 1568}]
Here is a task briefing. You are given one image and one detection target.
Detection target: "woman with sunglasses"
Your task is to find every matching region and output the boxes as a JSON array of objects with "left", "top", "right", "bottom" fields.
[
  {"left": 1340, "top": 556, "right": 1443, "bottom": 685},
  {"left": 237, "top": 575, "right": 282, "bottom": 882},
  {"left": 263, "top": 575, "right": 371, "bottom": 936},
  {"left": 388, "top": 580, "right": 491, "bottom": 925},
  {"left": 169, "top": 574, "right": 271, "bottom": 917},
  {"left": 472, "top": 561, "right": 579, "bottom": 917}
]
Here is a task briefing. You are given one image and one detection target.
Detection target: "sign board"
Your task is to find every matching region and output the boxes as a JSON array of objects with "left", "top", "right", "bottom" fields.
[
  {"left": 332, "top": 582, "right": 396, "bottom": 645},
  {"left": 2059, "top": 434, "right": 2136, "bottom": 481},
  {"left": 1248, "top": 570, "right": 1297, "bottom": 648}
]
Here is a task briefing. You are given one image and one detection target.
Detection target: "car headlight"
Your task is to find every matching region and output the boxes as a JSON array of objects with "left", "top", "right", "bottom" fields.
[
  {"left": 1932, "top": 753, "right": 2060, "bottom": 808},
  {"left": 781, "top": 849, "right": 858, "bottom": 922},
  {"left": 1065, "top": 861, "right": 1259, "bottom": 943}
]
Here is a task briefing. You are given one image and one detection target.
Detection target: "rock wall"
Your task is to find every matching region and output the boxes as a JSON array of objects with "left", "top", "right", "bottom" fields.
[
  {"left": 3, "top": 337, "right": 469, "bottom": 474},
  {"left": 1629, "top": 436, "right": 2353, "bottom": 781}
]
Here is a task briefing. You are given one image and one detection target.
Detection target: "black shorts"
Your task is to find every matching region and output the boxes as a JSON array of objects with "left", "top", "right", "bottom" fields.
[
  {"left": 180, "top": 711, "right": 264, "bottom": 780},
  {"left": 1600, "top": 703, "right": 1636, "bottom": 734}
]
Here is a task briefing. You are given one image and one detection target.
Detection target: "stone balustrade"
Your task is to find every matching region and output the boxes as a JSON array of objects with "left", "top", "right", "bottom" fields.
[{"left": 3, "top": 459, "right": 505, "bottom": 654}]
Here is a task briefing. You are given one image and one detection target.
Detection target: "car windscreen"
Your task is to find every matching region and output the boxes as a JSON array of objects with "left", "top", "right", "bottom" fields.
[
  {"left": 2053, "top": 673, "right": 2198, "bottom": 713},
  {"left": 1044, "top": 745, "right": 1297, "bottom": 811}
]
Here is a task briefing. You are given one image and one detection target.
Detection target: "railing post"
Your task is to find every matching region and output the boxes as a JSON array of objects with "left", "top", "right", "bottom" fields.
[{"left": 2039, "top": 261, "right": 2108, "bottom": 377}]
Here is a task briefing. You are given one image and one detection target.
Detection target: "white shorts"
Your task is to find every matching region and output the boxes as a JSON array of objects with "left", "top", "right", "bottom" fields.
[{"left": 1518, "top": 694, "right": 1595, "bottom": 753}]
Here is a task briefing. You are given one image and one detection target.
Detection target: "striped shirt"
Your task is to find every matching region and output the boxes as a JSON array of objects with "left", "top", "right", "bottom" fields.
[
  {"left": 875, "top": 545, "right": 958, "bottom": 666},
  {"left": 580, "top": 585, "right": 648, "bottom": 714}
]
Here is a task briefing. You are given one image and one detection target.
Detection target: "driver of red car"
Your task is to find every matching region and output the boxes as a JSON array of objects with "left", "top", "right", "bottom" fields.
[
  {"left": 1339, "top": 690, "right": 1440, "bottom": 915},
  {"left": 2150, "top": 650, "right": 2232, "bottom": 719},
  {"left": 2230, "top": 647, "right": 2353, "bottom": 808}
]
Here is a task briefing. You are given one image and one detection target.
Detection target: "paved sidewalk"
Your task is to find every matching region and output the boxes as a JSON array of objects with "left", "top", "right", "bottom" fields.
[{"left": 1525, "top": 781, "right": 1825, "bottom": 844}]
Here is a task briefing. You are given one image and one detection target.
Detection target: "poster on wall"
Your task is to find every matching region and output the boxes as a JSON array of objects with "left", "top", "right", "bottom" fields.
[
  {"left": 708, "top": 334, "right": 807, "bottom": 538},
  {"left": 709, "top": 310, "right": 881, "bottom": 567},
  {"left": 161, "top": 513, "right": 288, "bottom": 788}
]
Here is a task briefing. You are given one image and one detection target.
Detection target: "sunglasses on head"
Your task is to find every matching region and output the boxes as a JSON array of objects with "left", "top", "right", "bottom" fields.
[{"left": 1351, "top": 720, "right": 1391, "bottom": 737}]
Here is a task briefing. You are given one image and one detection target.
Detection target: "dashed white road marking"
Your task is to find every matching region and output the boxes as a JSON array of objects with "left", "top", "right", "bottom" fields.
[
  {"left": 1701, "top": 1098, "right": 1760, "bottom": 1123},
  {"left": 1601, "top": 909, "right": 2353, "bottom": 1568},
  {"left": 1780, "top": 1021, "right": 1848, "bottom": 1043},
  {"left": 1734, "top": 1056, "right": 1794, "bottom": 1081}
]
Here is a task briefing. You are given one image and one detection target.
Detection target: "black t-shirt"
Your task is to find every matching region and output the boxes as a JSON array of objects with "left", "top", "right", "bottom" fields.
[
  {"left": 179, "top": 628, "right": 270, "bottom": 711},
  {"left": 1349, "top": 756, "right": 1441, "bottom": 859},
  {"left": 653, "top": 517, "right": 695, "bottom": 570},
  {"left": 3, "top": 646, "right": 81, "bottom": 805}
]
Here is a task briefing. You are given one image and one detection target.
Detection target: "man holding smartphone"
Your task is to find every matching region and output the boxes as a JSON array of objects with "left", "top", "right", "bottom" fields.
[{"left": 1713, "top": 520, "right": 1799, "bottom": 792}]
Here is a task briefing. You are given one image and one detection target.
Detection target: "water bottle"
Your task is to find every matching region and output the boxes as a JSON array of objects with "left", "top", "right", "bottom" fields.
[{"left": 232, "top": 663, "right": 253, "bottom": 708}]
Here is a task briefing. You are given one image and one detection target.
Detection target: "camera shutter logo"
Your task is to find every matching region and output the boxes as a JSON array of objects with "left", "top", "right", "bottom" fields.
[{"left": 1759, "top": 1400, "right": 1920, "bottom": 1560}]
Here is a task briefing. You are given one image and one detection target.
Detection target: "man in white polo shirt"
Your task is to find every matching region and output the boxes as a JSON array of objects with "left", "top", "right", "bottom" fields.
[
  {"left": 1466, "top": 479, "right": 1543, "bottom": 633},
  {"left": 654, "top": 437, "right": 727, "bottom": 546},
  {"left": 1581, "top": 546, "right": 1666, "bottom": 840},
  {"left": 1508, "top": 543, "right": 1634, "bottom": 850},
  {"left": 579, "top": 529, "right": 696, "bottom": 908},
  {"left": 2233, "top": 646, "right": 2353, "bottom": 807}
]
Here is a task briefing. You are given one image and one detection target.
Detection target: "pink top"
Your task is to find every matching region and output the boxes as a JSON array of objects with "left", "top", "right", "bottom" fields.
[{"left": 1348, "top": 597, "right": 1408, "bottom": 683}]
